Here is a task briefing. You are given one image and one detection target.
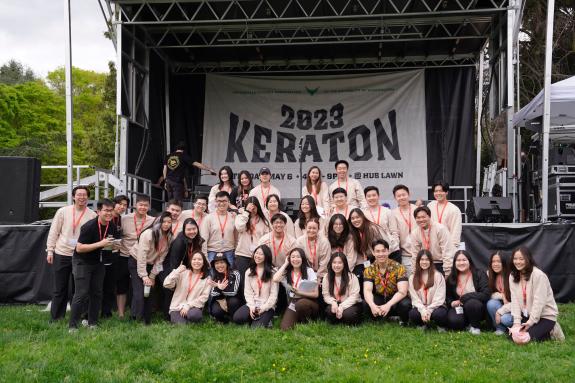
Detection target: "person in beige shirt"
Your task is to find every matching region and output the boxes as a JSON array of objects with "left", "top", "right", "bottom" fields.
[
  {"left": 327, "top": 187, "right": 351, "bottom": 221},
  {"left": 408, "top": 206, "right": 454, "bottom": 276},
  {"left": 207, "top": 166, "right": 235, "bottom": 211},
  {"left": 234, "top": 196, "right": 271, "bottom": 276},
  {"left": 391, "top": 184, "right": 418, "bottom": 274},
  {"left": 258, "top": 213, "right": 297, "bottom": 268},
  {"left": 326, "top": 214, "right": 357, "bottom": 271},
  {"left": 427, "top": 181, "right": 462, "bottom": 249},
  {"left": 249, "top": 167, "right": 281, "bottom": 209},
  {"left": 363, "top": 186, "right": 400, "bottom": 255},
  {"left": 167, "top": 199, "right": 185, "bottom": 236},
  {"left": 264, "top": 194, "right": 296, "bottom": 237},
  {"left": 116, "top": 195, "right": 155, "bottom": 318},
  {"left": 328, "top": 160, "right": 367, "bottom": 209},
  {"left": 200, "top": 190, "right": 237, "bottom": 268},
  {"left": 163, "top": 251, "right": 212, "bottom": 324},
  {"left": 301, "top": 166, "right": 330, "bottom": 217},
  {"left": 128, "top": 211, "right": 173, "bottom": 324},
  {"left": 322, "top": 252, "right": 362, "bottom": 325},
  {"left": 294, "top": 218, "right": 331, "bottom": 282},
  {"left": 294, "top": 195, "right": 326, "bottom": 238},
  {"left": 45, "top": 185, "right": 97, "bottom": 321},
  {"left": 179, "top": 194, "right": 208, "bottom": 228},
  {"left": 232, "top": 245, "right": 279, "bottom": 328}
]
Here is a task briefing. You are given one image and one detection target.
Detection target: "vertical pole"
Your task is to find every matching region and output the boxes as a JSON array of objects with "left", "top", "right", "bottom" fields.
[
  {"left": 64, "top": 0, "right": 74, "bottom": 205},
  {"left": 506, "top": 3, "right": 516, "bottom": 221},
  {"left": 164, "top": 64, "right": 171, "bottom": 156},
  {"left": 475, "top": 48, "right": 484, "bottom": 197},
  {"left": 541, "top": 0, "right": 555, "bottom": 222},
  {"left": 516, "top": 34, "right": 523, "bottom": 221}
]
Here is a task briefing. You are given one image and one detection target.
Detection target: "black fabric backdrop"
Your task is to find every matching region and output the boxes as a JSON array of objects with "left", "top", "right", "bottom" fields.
[
  {"left": 129, "top": 67, "right": 476, "bottom": 196},
  {"left": 2, "top": 223, "right": 574, "bottom": 303}
]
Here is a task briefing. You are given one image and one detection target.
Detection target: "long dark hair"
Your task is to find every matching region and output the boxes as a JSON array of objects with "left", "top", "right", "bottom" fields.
[
  {"left": 141, "top": 211, "right": 173, "bottom": 251},
  {"left": 447, "top": 250, "right": 477, "bottom": 286},
  {"left": 297, "top": 195, "right": 321, "bottom": 230},
  {"left": 285, "top": 248, "right": 310, "bottom": 285},
  {"left": 413, "top": 250, "right": 436, "bottom": 290},
  {"left": 182, "top": 218, "right": 205, "bottom": 256},
  {"left": 183, "top": 251, "right": 209, "bottom": 279},
  {"left": 249, "top": 245, "right": 274, "bottom": 282},
  {"left": 237, "top": 170, "right": 252, "bottom": 195},
  {"left": 244, "top": 196, "right": 270, "bottom": 234},
  {"left": 218, "top": 166, "right": 235, "bottom": 189},
  {"left": 305, "top": 166, "right": 323, "bottom": 194},
  {"left": 327, "top": 252, "right": 351, "bottom": 298},
  {"left": 510, "top": 246, "right": 536, "bottom": 283},
  {"left": 327, "top": 214, "right": 349, "bottom": 249},
  {"left": 348, "top": 208, "right": 380, "bottom": 256},
  {"left": 487, "top": 251, "right": 511, "bottom": 301}
]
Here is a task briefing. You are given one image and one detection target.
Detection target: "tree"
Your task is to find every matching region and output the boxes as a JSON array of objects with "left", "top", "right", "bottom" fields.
[{"left": 0, "top": 60, "right": 37, "bottom": 85}]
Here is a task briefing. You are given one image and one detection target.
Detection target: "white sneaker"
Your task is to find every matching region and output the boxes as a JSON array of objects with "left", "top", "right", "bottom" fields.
[
  {"left": 68, "top": 328, "right": 78, "bottom": 334},
  {"left": 81, "top": 319, "right": 89, "bottom": 327},
  {"left": 469, "top": 326, "right": 481, "bottom": 335},
  {"left": 494, "top": 329, "right": 506, "bottom": 336},
  {"left": 437, "top": 326, "right": 447, "bottom": 333}
]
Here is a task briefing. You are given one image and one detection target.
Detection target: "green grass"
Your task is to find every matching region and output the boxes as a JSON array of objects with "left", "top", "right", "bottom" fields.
[{"left": 0, "top": 305, "right": 573, "bottom": 382}]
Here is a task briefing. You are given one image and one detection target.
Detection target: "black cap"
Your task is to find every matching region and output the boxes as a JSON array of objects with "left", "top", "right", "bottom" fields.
[
  {"left": 259, "top": 167, "right": 271, "bottom": 175},
  {"left": 210, "top": 253, "right": 229, "bottom": 268}
]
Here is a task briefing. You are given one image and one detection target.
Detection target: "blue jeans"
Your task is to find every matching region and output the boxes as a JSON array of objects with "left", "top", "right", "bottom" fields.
[
  {"left": 486, "top": 298, "right": 513, "bottom": 332},
  {"left": 207, "top": 250, "right": 235, "bottom": 267}
]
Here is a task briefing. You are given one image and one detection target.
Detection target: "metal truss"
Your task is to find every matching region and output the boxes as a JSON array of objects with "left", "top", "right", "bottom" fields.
[{"left": 172, "top": 54, "right": 477, "bottom": 74}]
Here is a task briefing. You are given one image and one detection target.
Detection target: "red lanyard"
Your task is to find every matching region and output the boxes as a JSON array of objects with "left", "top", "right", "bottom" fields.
[
  {"left": 187, "top": 272, "right": 203, "bottom": 294},
  {"left": 260, "top": 185, "right": 271, "bottom": 205},
  {"left": 307, "top": 238, "right": 317, "bottom": 267},
  {"left": 250, "top": 216, "right": 259, "bottom": 241},
  {"left": 255, "top": 269, "right": 263, "bottom": 296},
  {"left": 291, "top": 271, "right": 302, "bottom": 289},
  {"left": 421, "top": 225, "right": 431, "bottom": 250},
  {"left": 334, "top": 277, "right": 342, "bottom": 301},
  {"left": 217, "top": 213, "right": 228, "bottom": 239},
  {"left": 134, "top": 215, "right": 146, "bottom": 237},
  {"left": 436, "top": 202, "right": 448, "bottom": 224},
  {"left": 193, "top": 211, "right": 203, "bottom": 227},
  {"left": 423, "top": 286, "right": 429, "bottom": 305},
  {"left": 337, "top": 207, "right": 348, "bottom": 218},
  {"left": 457, "top": 272, "right": 472, "bottom": 297},
  {"left": 521, "top": 279, "right": 527, "bottom": 308},
  {"left": 72, "top": 207, "right": 87, "bottom": 234},
  {"left": 337, "top": 178, "right": 348, "bottom": 194},
  {"left": 399, "top": 206, "right": 412, "bottom": 233},
  {"left": 272, "top": 233, "right": 284, "bottom": 259},
  {"left": 369, "top": 206, "right": 381, "bottom": 225},
  {"left": 378, "top": 269, "right": 390, "bottom": 297},
  {"left": 97, "top": 220, "right": 110, "bottom": 241},
  {"left": 496, "top": 275, "right": 504, "bottom": 294},
  {"left": 311, "top": 186, "right": 318, "bottom": 204},
  {"left": 171, "top": 221, "right": 180, "bottom": 236}
]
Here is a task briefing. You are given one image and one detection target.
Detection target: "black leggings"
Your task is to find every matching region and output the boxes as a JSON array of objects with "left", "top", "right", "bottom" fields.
[
  {"left": 409, "top": 306, "right": 448, "bottom": 327},
  {"left": 210, "top": 296, "right": 243, "bottom": 323},
  {"left": 446, "top": 298, "right": 485, "bottom": 330},
  {"left": 518, "top": 317, "right": 556, "bottom": 342},
  {"left": 325, "top": 302, "right": 363, "bottom": 325},
  {"left": 363, "top": 295, "right": 411, "bottom": 323},
  {"left": 232, "top": 304, "right": 274, "bottom": 328}
]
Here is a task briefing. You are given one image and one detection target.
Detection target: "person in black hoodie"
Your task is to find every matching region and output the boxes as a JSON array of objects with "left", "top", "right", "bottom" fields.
[
  {"left": 446, "top": 250, "right": 490, "bottom": 335},
  {"left": 208, "top": 253, "right": 242, "bottom": 323}
]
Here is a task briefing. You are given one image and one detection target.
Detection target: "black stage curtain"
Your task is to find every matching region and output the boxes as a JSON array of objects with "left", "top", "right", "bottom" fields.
[{"left": 2, "top": 223, "right": 573, "bottom": 303}]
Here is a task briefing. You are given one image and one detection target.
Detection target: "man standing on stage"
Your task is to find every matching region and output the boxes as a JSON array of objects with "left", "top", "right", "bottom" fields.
[
  {"left": 249, "top": 167, "right": 281, "bottom": 208},
  {"left": 69, "top": 199, "right": 120, "bottom": 331},
  {"left": 328, "top": 160, "right": 367, "bottom": 209},
  {"left": 200, "top": 191, "right": 237, "bottom": 266},
  {"left": 391, "top": 184, "right": 418, "bottom": 274},
  {"left": 363, "top": 186, "right": 399, "bottom": 257},
  {"left": 427, "top": 181, "right": 462, "bottom": 249},
  {"left": 46, "top": 186, "right": 97, "bottom": 322},
  {"left": 117, "top": 195, "right": 155, "bottom": 318},
  {"left": 163, "top": 141, "right": 193, "bottom": 201},
  {"left": 409, "top": 206, "right": 454, "bottom": 276}
]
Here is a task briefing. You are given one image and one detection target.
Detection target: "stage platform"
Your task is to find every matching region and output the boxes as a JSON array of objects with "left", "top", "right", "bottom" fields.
[{"left": 1, "top": 223, "right": 574, "bottom": 303}]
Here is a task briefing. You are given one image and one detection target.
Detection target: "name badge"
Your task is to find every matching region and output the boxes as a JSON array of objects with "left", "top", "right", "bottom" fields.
[
  {"left": 68, "top": 239, "right": 77, "bottom": 247},
  {"left": 455, "top": 306, "right": 464, "bottom": 315},
  {"left": 288, "top": 302, "right": 296, "bottom": 312},
  {"left": 363, "top": 260, "right": 371, "bottom": 268}
]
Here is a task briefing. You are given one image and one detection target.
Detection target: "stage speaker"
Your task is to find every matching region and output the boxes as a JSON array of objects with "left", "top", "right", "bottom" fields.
[
  {"left": 0, "top": 157, "right": 41, "bottom": 224},
  {"left": 470, "top": 197, "right": 513, "bottom": 223}
]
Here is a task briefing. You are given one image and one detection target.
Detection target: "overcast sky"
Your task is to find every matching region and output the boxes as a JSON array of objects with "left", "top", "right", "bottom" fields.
[{"left": 0, "top": 0, "right": 115, "bottom": 77}]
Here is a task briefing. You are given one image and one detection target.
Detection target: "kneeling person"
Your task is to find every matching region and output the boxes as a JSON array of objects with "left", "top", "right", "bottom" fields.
[
  {"left": 322, "top": 252, "right": 363, "bottom": 325},
  {"left": 208, "top": 253, "right": 242, "bottom": 323}
]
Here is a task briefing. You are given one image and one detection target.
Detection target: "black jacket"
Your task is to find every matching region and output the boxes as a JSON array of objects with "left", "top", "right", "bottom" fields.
[
  {"left": 446, "top": 269, "right": 491, "bottom": 305},
  {"left": 210, "top": 269, "right": 241, "bottom": 298}
]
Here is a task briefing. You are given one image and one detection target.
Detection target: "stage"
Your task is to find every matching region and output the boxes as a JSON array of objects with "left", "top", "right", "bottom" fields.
[{"left": 1, "top": 222, "right": 574, "bottom": 304}]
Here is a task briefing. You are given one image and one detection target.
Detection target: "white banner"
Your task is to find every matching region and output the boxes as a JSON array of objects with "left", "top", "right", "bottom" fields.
[{"left": 202, "top": 70, "right": 428, "bottom": 201}]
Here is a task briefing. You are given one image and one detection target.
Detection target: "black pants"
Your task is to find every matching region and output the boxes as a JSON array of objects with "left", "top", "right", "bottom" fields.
[
  {"left": 210, "top": 296, "right": 243, "bottom": 323},
  {"left": 128, "top": 257, "right": 154, "bottom": 324},
  {"left": 352, "top": 264, "right": 365, "bottom": 298},
  {"left": 115, "top": 256, "right": 130, "bottom": 295},
  {"left": 101, "top": 259, "right": 117, "bottom": 317},
  {"left": 363, "top": 294, "right": 411, "bottom": 323},
  {"left": 516, "top": 316, "right": 556, "bottom": 342},
  {"left": 446, "top": 298, "right": 485, "bottom": 330},
  {"left": 232, "top": 305, "right": 274, "bottom": 328},
  {"left": 69, "top": 259, "right": 105, "bottom": 328},
  {"left": 166, "top": 179, "right": 185, "bottom": 201},
  {"left": 409, "top": 306, "right": 448, "bottom": 327},
  {"left": 50, "top": 253, "right": 74, "bottom": 321},
  {"left": 325, "top": 302, "right": 363, "bottom": 325}
]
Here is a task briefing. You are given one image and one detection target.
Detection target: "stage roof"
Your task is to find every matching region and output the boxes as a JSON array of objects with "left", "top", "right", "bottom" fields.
[{"left": 108, "top": 0, "right": 508, "bottom": 73}]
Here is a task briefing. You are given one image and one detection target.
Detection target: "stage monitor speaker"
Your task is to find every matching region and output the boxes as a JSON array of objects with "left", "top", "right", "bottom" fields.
[
  {"left": 0, "top": 157, "right": 41, "bottom": 224},
  {"left": 471, "top": 197, "right": 513, "bottom": 223}
]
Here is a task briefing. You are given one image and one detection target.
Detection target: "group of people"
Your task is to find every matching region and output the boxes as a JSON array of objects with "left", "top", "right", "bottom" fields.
[{"left": 46, "top": 160, "right": 564, "bottom": 344}]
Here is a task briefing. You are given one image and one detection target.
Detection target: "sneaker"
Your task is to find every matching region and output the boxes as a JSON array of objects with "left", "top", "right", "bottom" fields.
[
  {"left": 81, "top": 319, "right": 89, "bottom": 327},
  {"left": 469, "top": 326, "right": 481, "bottom": 335},
  {"left": 68, "top": 328, "right": 78, "bottom": 334},
  {"left": 398, "top": 321, "right": 407, "bottom": 327},
  {"left": 437, "top": 326, "right": 447, "bottom": 333},
  {"left": 494, "top": 329, "right": 506, "bottom": 336},
  {"left": 417, "top": 325, "right": 428, "bottom": 331}
]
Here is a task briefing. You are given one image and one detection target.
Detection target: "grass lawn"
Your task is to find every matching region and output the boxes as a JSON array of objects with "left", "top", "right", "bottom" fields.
[{"left": 0, "top": 304, "right": 573, "bottom": 383}]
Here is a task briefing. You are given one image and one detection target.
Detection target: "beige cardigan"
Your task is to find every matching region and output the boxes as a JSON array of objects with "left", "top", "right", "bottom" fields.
[
  {"left": 322, "top": 273, "right": 362, "bottom": 311},
  {"left": 244, "top": 269, "right": 279, "bottom": 312},
  {"left": 163, "top": 268, "right": 212, "bottom": 311},
  {"left": 408, "top": 270, "right": 446, "bottom": 315},
  {"left": 46, "top": 205, "right": 97, "bottom": 256},
  {"left": 234, "top": 211, "right": 271, "bottom": 258},
  {"left": 129, "top": 229, "right": 171, "bottom": 280},
  {"left": 509, "top": 267, "right": 558, "bottom": 326}
]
